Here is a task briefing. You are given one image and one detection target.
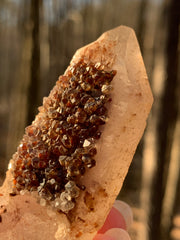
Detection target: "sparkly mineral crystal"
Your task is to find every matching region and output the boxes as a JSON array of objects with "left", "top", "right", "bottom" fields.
[{"left": 10, "top": 59, "right": 116, "bottom": 212}]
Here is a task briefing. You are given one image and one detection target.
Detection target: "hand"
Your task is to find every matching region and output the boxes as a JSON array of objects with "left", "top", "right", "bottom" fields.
[{"left": 93, "top": 200, "right": 133, "bottom": 240}]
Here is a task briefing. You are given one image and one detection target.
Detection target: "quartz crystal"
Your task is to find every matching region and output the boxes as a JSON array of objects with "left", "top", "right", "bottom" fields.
[{"left": 0, "top": 26, "right": 153, "bottom": 240}]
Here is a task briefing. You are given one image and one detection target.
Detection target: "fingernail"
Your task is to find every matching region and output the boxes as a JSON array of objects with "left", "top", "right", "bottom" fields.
[
  {"left": 105, "top": 228, "right": 131, "bottom": 240},
  {"left": 93, "top": 233, "right": 116, "bottom": 240},
  {"left": 113, "top": 200, "right": 133, "bottom": 230}
]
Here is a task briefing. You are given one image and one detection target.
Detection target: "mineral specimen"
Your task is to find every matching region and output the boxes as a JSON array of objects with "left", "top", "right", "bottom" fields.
[
  {"left": 10, "top": 60, "right": 116, "bottom": 212},
  {"left": 0, "top": 26, "right": 153, "bottom": 240}
]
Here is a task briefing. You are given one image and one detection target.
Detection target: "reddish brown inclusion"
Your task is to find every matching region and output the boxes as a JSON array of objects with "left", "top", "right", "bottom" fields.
[{"left": 12, "top": 59, "right": 116, "bottom": 205}]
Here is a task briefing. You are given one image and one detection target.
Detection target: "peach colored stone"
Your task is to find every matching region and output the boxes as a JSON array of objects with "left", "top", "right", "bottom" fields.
[{"left": 0, "top": 26, "right": 153, "bottom": 240}]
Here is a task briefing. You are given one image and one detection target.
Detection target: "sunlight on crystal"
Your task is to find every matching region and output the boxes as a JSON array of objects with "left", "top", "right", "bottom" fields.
[{"left": 8, "top": 162, "right": 12, "bottom": 170}]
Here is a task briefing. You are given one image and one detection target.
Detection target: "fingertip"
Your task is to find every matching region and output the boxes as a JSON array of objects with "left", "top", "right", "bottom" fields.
[
  {"left": 113, "top": 200, "right": 133, "bottom": 230},
  {"left": 98, "top": 200, "right": 133, "bottom": 234},
  {"left": 105, "top": 228, "right": 131, "bottom": 240},
  {"left": 98, "top": 206, "right": 126, "bottom": 234},
  {"left": 93, "top": 233, "right": 115, "bottom": 240},
  {"left": 94, "top": 229, "right": 131, "bottom": 240}
]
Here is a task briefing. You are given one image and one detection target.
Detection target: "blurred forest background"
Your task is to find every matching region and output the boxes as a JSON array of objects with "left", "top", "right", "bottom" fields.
[{"left": 0, "top": 0, "right": 179, "bottom": 239}]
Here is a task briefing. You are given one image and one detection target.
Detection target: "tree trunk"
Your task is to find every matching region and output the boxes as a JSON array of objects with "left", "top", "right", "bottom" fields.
[
  {"left": 149, "top": 0, "right": 180, "bottom": 239},
  {"left": 27, "top": 0, "right": 41, "bottom": 125}
]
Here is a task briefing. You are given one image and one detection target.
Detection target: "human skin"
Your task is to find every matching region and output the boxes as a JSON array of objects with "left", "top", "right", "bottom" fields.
[{"left": 94, "top": 200, "right": 132, "bottom": 240}]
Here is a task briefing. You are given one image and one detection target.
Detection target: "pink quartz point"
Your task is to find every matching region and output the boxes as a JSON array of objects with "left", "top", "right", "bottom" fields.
[{"left": 0, "top": 26, "right": 153, "bottom": 240}]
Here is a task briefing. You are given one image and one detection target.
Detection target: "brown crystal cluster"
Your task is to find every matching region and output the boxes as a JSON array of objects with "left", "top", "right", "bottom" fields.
[{"left": 11, "top": 59, "right": 116, "bottom": 213}]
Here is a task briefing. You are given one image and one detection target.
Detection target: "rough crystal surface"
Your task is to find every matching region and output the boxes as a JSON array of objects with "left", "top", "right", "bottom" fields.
[
  {"left": 0, "top": 26, "right": 153, "bottom": 240},
  {"left": 11, "top": 59, "right": 116, "bottom": 212}
]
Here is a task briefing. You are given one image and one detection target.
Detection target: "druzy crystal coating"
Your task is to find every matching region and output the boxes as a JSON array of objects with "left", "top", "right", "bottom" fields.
[{"left": 11, "top": 59, "right": 116, "bottom": 213}]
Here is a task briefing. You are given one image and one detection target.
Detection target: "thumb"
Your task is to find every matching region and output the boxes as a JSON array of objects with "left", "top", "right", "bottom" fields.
[
  {"left": 94, "top": 228, "right": 131, "bottom": 240},
  {"left": 98, "top": 200, "right": 133, "bottom": 234}
]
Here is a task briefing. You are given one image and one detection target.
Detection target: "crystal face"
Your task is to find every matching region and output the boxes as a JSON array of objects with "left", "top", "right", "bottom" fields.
[{"left": 11, "top": 59, "right": 116, "bottom": 213}]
